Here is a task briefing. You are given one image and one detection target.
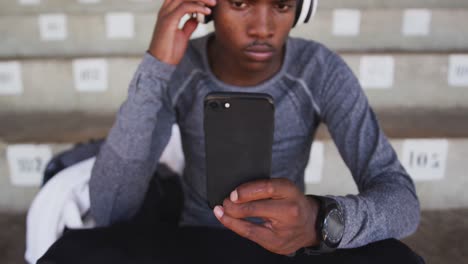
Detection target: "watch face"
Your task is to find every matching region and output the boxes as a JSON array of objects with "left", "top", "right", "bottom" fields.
[{"left": 323, "top": 208, "right": 344, "bottom": 245}]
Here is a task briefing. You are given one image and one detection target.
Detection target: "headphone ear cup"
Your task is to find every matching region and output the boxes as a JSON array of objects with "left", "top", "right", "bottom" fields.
[
  {"left": 304, "top": 0, "right": 318, "bottom": 23},
  {"left": 293, "top": 0, "right": 304, "bottom": 26},
  {"left": 204, "top": 13, "right": 213, "bottom": 24},
  {"left": 293, "top": 0, "right": 318, "bottom": 27},
  {"left": 194, "top": 4, "right": 213, "bottom": 24},
  {"left": 194, "top": 12, "right": 213, "bottom": 24}
]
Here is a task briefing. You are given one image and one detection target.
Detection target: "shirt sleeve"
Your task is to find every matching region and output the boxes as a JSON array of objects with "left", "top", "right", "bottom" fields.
[
  {"left": 316, "top": 53, "right": 420, "bottom": 248},
  {"left": 89, "top": 52, "right": 177, "bottom": 226}
]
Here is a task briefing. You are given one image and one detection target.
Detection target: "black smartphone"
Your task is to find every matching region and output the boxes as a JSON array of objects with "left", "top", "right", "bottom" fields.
[{"left": 204, "top": 92, "right": 275, "bottom": 208}]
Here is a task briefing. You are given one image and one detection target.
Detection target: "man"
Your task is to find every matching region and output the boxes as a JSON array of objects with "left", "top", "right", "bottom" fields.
[{"left": 39, "top": 0, "right": 423, "bottom": 263}]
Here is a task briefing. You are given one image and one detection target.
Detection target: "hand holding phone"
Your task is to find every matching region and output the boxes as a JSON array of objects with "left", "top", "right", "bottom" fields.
[
  {"left": 213, "top": 178, "right": 321, "bottom": 256},
  {"left": 148, "top": 0, "right": 215, "bottom": 65}
]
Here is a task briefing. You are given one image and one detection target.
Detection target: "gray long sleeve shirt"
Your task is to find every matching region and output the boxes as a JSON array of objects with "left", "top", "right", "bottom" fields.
[{"left": 89, "top": 34, "right": 420, "bottom": 249}]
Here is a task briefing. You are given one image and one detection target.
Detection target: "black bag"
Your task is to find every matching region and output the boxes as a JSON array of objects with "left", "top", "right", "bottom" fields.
[
  {"left": 42, "top": 138, "right": 184, "bottom": 226},
  {"left": 43, "top": 139, "right": 105, "bottom": 186}
]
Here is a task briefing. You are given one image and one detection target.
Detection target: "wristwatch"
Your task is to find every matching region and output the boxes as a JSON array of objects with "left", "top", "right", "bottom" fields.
[{"left": 303, "top": 195, "right": 345, "bottom": 255}]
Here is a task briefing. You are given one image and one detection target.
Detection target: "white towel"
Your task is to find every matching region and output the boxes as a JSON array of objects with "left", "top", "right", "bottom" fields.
[{"left": 25, "top": 157, "right": 96, "bottom": 264}]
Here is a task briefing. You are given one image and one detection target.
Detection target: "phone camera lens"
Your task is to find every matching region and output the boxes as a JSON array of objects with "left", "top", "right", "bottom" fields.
[{"left": 209, "top": 101, "right": 219, "bottom": 110}]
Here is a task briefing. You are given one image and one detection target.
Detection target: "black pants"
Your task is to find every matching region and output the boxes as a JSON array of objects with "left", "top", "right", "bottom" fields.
[
  {"left": 38, "top": 165, "right": 425, "bottom": 264},
  {"left": 38, "top": 223, "right": 424, "bottom": 264}
]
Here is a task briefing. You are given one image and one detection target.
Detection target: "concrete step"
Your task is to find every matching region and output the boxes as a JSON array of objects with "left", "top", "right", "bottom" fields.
[
  {"left": 1, "top": 54, "right": 468, "bottom": 113},
  {"left": 2, "top": 0, "right": 468, "bottom": 16},
  {"left": 1, "top": 131, "right": 467, "bottom": 212},
  {"left": 1, "top": 0, "right": 165, "bottom": 15},
  {"left": 293, "top": 9, "right": 468, "bottom": 52},
  {"left": 0, "top": 112, "right": 114, "bottom": 143},
  {"left": 1, "top": 9, "right": 468, "bottom": 57},
  {"left": 318, "top": 0, "right": 468, "bottom": 9},
  {"left": 306, "top": 138, "right": 468, "bottom": 211},
  {"left": 0, "top": 141, "right": 71, "bottom": 213},
  {"left": 2, "top": 210, "right": 467, "bottom": 263},
  {"left": 1, "top": 110, "right": 468, "bottom": 144},
  {"left": 0, "top": 13, "right": 158, "bottom": 58}
]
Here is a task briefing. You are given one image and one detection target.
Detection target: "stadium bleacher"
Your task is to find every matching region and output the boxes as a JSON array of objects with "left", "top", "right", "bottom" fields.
[{"left": 0, "top": 0, "right": 467, "bottom": 263}]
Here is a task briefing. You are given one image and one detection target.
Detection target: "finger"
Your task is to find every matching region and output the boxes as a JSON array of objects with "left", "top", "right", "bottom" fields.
[
  {"left": 161, "top": 0, "right": 181, "bottom": 14},
  {"left": 223, "top": 198, "right": 293, "bottom": 221},
  {"left": 165, "top": 0, "right": 216, "bottom": 15},
  {"left": 162, "top": 0, "right": 174, "bottom": 8},
  {"left": 159, "top": 2, "right": 211, "bottom": 30},
  {"left": 231, "top": 178, "right": 299, "bottom": 203},
  {"left": 213, "top": 206, "right": 274, "bottom": 246},
  {"left": 181, "top": 17, "right": 199, "bottom": 38},
  {"left": 167, "top": 2, "right": 212, "bottom": 23}
]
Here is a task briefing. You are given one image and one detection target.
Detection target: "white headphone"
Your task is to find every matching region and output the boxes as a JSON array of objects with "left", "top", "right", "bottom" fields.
[{"left": 294, "top": 0, "right": 319, "bottom": 27}]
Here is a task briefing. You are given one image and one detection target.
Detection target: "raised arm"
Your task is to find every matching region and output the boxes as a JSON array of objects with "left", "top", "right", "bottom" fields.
[{"left": 89, "top": 0, "right": 215, "bottom": 226}]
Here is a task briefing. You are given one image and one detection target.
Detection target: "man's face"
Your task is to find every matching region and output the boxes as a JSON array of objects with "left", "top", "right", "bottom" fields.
[{"left": 211, "top": 0, "right": 297, "bottom": 72}]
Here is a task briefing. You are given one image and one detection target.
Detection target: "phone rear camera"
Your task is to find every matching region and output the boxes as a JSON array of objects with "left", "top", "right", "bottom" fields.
[{"left": 209, "top": 101, "right": 219, "bottom": 110}]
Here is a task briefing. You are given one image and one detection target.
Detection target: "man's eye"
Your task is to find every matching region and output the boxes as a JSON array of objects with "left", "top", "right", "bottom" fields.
[
  {"left": 231, "top": 1, "right": 247, "bottom": 9},
  {"left": 276, "top": 3, "right": 291, "bottom": 12}
]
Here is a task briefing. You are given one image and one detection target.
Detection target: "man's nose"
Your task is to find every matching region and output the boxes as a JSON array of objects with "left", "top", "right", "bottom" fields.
[{"left": 247, "top": 7, "right": 274, "bottom": 39}]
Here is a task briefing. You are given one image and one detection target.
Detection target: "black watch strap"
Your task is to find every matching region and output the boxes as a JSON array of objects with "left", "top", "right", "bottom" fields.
[{"left": 303, "top": 195, "right": 343, "bottom": 255}]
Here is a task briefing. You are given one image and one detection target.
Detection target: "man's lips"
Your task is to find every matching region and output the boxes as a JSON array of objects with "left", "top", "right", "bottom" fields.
[{"left": 244, "top": 45, "right": 275, "bottom": 62}]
